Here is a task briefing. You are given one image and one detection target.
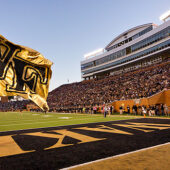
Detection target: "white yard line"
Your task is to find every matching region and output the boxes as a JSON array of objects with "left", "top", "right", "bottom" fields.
[
  {"left": 0, "top": 117, "right": 99, "bottom": 127},
  {"left": 0, "top": 115, "right": 168, "bottom": 125},
  {"left": 61, "top": 142, "right": 170, "bottom": 170},
  {"left": 0, "top": 117, "right": 141, "bottom": 133},
  {"left": 0, "top": 115, "right": 93, "bottom": 124},
  {"left": 0, "top": 114, "right": 137, "bottom": 125},
  {"left": 0, "top": 116, "right": 138, "bottom": 127}
]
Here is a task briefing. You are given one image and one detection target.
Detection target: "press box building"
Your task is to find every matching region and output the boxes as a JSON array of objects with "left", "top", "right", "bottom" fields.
[{"left": 81, "top": 20, "right": 170, "bottom": 80}]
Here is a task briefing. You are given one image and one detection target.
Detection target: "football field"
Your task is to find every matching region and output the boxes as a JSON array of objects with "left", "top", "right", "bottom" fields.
[
  {"left": 0, "top": 112, "right": 170, "bottom": 170},
  {"left": 0, "top": 112, "right": 137, "bottom": 132}
]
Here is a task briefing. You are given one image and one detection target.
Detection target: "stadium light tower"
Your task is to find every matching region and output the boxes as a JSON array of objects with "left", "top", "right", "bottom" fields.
[{"left": 159, "top": 10, "right": 170, "bottom": 22}]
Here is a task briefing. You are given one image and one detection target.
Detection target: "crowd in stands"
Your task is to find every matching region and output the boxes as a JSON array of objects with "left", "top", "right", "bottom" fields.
[
  {"left": 48, "top": 61, "right": 169, "bottom": 112},
  {"left": 0, "top": 60, "right": 169, "bottom": 114},
  {"left": 0, "top": 100, "right": 30, "bottom": 112}
]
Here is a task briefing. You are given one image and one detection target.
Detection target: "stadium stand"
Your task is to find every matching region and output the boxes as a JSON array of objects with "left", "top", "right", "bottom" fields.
[
  {"left": 0, "top": 21, "right": 169, "bottom": 115},
  {"left": 1, "top": 59, "right": 168, "bottom": 115},
  {"left": 0, "top": 100, "right": 30, "bottom": 112},
  {"left": 47, "top": 59, "right": 169, "bottom": 113},
  {"left": 47, "top": 20, "right": 170, "bottom": 114}
]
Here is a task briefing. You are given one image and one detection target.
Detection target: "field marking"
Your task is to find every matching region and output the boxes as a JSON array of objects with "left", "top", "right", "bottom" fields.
[
  {"left": 0, "top": 114, "right": 169, "bottom": 130},
  {"left": 59, "top": 117, "right": 71, "bottom": 119},
  {"left": 0, "top": 115, "right": 101, "bottom": 125},
  {"left": 0, "top": 114, "right": 137, "bottom": 125},
  {"left": 61, "top": 142, "right": 170, "bottom": 170},
  {"left": 42, "top": 115, "right": 53, "bottom": 117},
  {"left": 0, "top": 115, "right": 138, "bottom": 126},
  {"left": 1, "top": 114, "right": 168, "bottom": 125},
  {"left": 0, "top": 117, "right": 142, "bottom": 133},
  {"left": 0, "top": 115, "right": 94, "bottom": 124},
  {"left": 0, "top": 117, "right": 99, "bottom": 127},
  {"left": 0, "top": 112, "right": 153, "bottom": 123}
]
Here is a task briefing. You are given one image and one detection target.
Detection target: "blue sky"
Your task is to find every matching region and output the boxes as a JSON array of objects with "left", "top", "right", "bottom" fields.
[{"left": 0, "top": 0, "right": 169, "bottom": 91}]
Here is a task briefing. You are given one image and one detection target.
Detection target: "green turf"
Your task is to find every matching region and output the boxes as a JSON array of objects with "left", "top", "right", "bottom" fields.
[{"left": 0, "top": 112, "right": 139, "bottom": 132}]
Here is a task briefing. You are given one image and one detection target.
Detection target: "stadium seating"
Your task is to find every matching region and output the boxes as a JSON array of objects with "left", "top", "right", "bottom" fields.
[
  {"left": 0, "top": 100, "right": 30, "bottom": 112},
  {"left": 0, "top": 60, "right": 169, "bottom": 113},
  {"left": 47, "top": 60, "right": 169, "bottom": 112}
]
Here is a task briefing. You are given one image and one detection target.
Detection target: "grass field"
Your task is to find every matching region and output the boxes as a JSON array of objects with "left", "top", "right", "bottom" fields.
[
  {"left": 0, "top": 112, "right": 170, "bottom": 170},
  {"left": 0, "top": 112, "right": 138, "bottom": 132}
]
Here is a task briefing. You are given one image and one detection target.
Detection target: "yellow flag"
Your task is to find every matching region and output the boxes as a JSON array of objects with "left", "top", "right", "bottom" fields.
[{"left": 0, "top": 34, "right": 52, "bottom": 111}]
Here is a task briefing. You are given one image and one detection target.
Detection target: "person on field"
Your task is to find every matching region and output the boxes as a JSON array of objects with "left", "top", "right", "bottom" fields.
[
  {"left": 119, "top": 105, "right": 123, "bottom": 115},
  {"left": 90, "top": 107, "right": 93, "bottom": 114},
  {"left": 138, "top": 106, "right": 142, "bottom": 115},
  {"left": 112, "top": 105, "right": 114, "bottom": 114},
  {"left": 151, "top": 105, "right": 155, "bottom": 116},
  {"left": 110, "top": 105, "right": 113, "bottom": 115},
  {"left": 142, "top": 106, "right": 146, "bottom": 116},
  {"left": 148, "top": 106, "right": 152, "bottom": 116},
  {"left": 108, "top": 105, "right": 111, "bottom": 116},
  {"left": 155, "top": 105, "right": 160, "bottom": 116},
  {"left": 93, "top": 106, "right": 97, "bottom": 114},
  {"left": 161, "top": 104, "right": 165, "bottom": 116},
  {"left": 132, "top": 105, "right": 137, "bottom": 115},
  {"left": 103, "top": 104, "right": 108, "bottom": 117},
  {"left": 164, "top": 104, "right": 169, "bottom": 116},
  {"left": 127, "top": 105, "right": 130, "bottom": 114},
  {"left": 83, "top": 107, "right": 85, "bottom": 113},
  {"left": 161, "top": 104, "right": 164, "bottom": 116}
]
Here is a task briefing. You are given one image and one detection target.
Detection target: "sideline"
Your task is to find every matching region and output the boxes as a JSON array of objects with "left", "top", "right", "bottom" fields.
[{"left": 61, "top": 142, "right": 170, "bottom": 170}]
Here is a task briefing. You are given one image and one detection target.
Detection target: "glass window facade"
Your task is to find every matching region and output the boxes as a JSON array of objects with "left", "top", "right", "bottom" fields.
[
  {"left": 95, "top": 49, "right": 126, "bottom": 66},
  {"left": 107, "top": 26, "right": 153, "bottom": 51},
  {"left": 81, "top": 26, "right": 170, "bottom": 72},
  {"left": 81, "top": 48, "right": 126, "bottom": 70},
  {"left": 81, "top": 62, "right": 93, "bottom": 70},
  {"left": 82, "top": 40, "right": 170, "bottom": 75},
  {"left": 131, "top": 27, "right": 170, "bottom": 52}
]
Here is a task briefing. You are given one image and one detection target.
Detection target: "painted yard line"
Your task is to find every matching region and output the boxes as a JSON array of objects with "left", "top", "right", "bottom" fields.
[
  {"left": 147, "top": 116, "right": 170, "bottom": 119},
  {"left": 0, "top": 117, "right": 141, "bottom": 133},
  {"left": 1, "top": 116, "right": 167, "bottom": 125},
  {"left": 1, "top": 114, "right": 168, "bottom": 124},
  {"left": 0, "top": 114, "right": 112, "bottom": 122},
  {"left": 0, "top": 115, "right": 93, "bottom": 124},
  {"left": 0, "top": 115, "right": 137, "bottom": 126},
  {"left": 62, "top": 142, "right": 170, "bottom": 170},
  {"left": 0, "top": 114, "right": 137, "bottom": 124},
  {"left": 0, "top": 117, "right": 102, "bottom": 127},
  {"left": 0, "top": 115, "right": 95, "bottom": 123}
]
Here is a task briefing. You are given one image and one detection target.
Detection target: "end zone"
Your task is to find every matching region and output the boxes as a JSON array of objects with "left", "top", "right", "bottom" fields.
[{"left": 0, "top": 118, "right": 170, "bottom": 170}]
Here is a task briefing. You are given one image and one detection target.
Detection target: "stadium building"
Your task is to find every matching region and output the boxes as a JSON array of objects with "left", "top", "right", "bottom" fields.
[{"left": 81, "top": 20, "right": 170, "bottom": 80}]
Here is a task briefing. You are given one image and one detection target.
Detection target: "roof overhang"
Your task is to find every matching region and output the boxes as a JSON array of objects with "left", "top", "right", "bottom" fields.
[{"left": 105, "top": 23, "right": 157, "bottom": 50}]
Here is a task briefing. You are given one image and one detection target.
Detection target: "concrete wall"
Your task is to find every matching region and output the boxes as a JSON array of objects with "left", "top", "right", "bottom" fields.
[{"left": 113, "top": 89, "right": 170, "bottom": 112}]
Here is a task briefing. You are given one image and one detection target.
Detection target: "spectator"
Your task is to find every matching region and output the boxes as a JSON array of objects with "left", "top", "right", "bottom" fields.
[
  {"left": 119, "top": 105, "right": 123, "bottom": 115},
  {"left": 164, "top": 104, "right": 169, "bottom": 116},
  {"left": 127, "top": 105, "right": 130, "bottom": 114}
]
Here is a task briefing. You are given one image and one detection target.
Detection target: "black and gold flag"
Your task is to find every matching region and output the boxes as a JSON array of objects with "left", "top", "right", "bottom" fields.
[{"left": 0, "top": 34, "right": 52, "bottom": 111}]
